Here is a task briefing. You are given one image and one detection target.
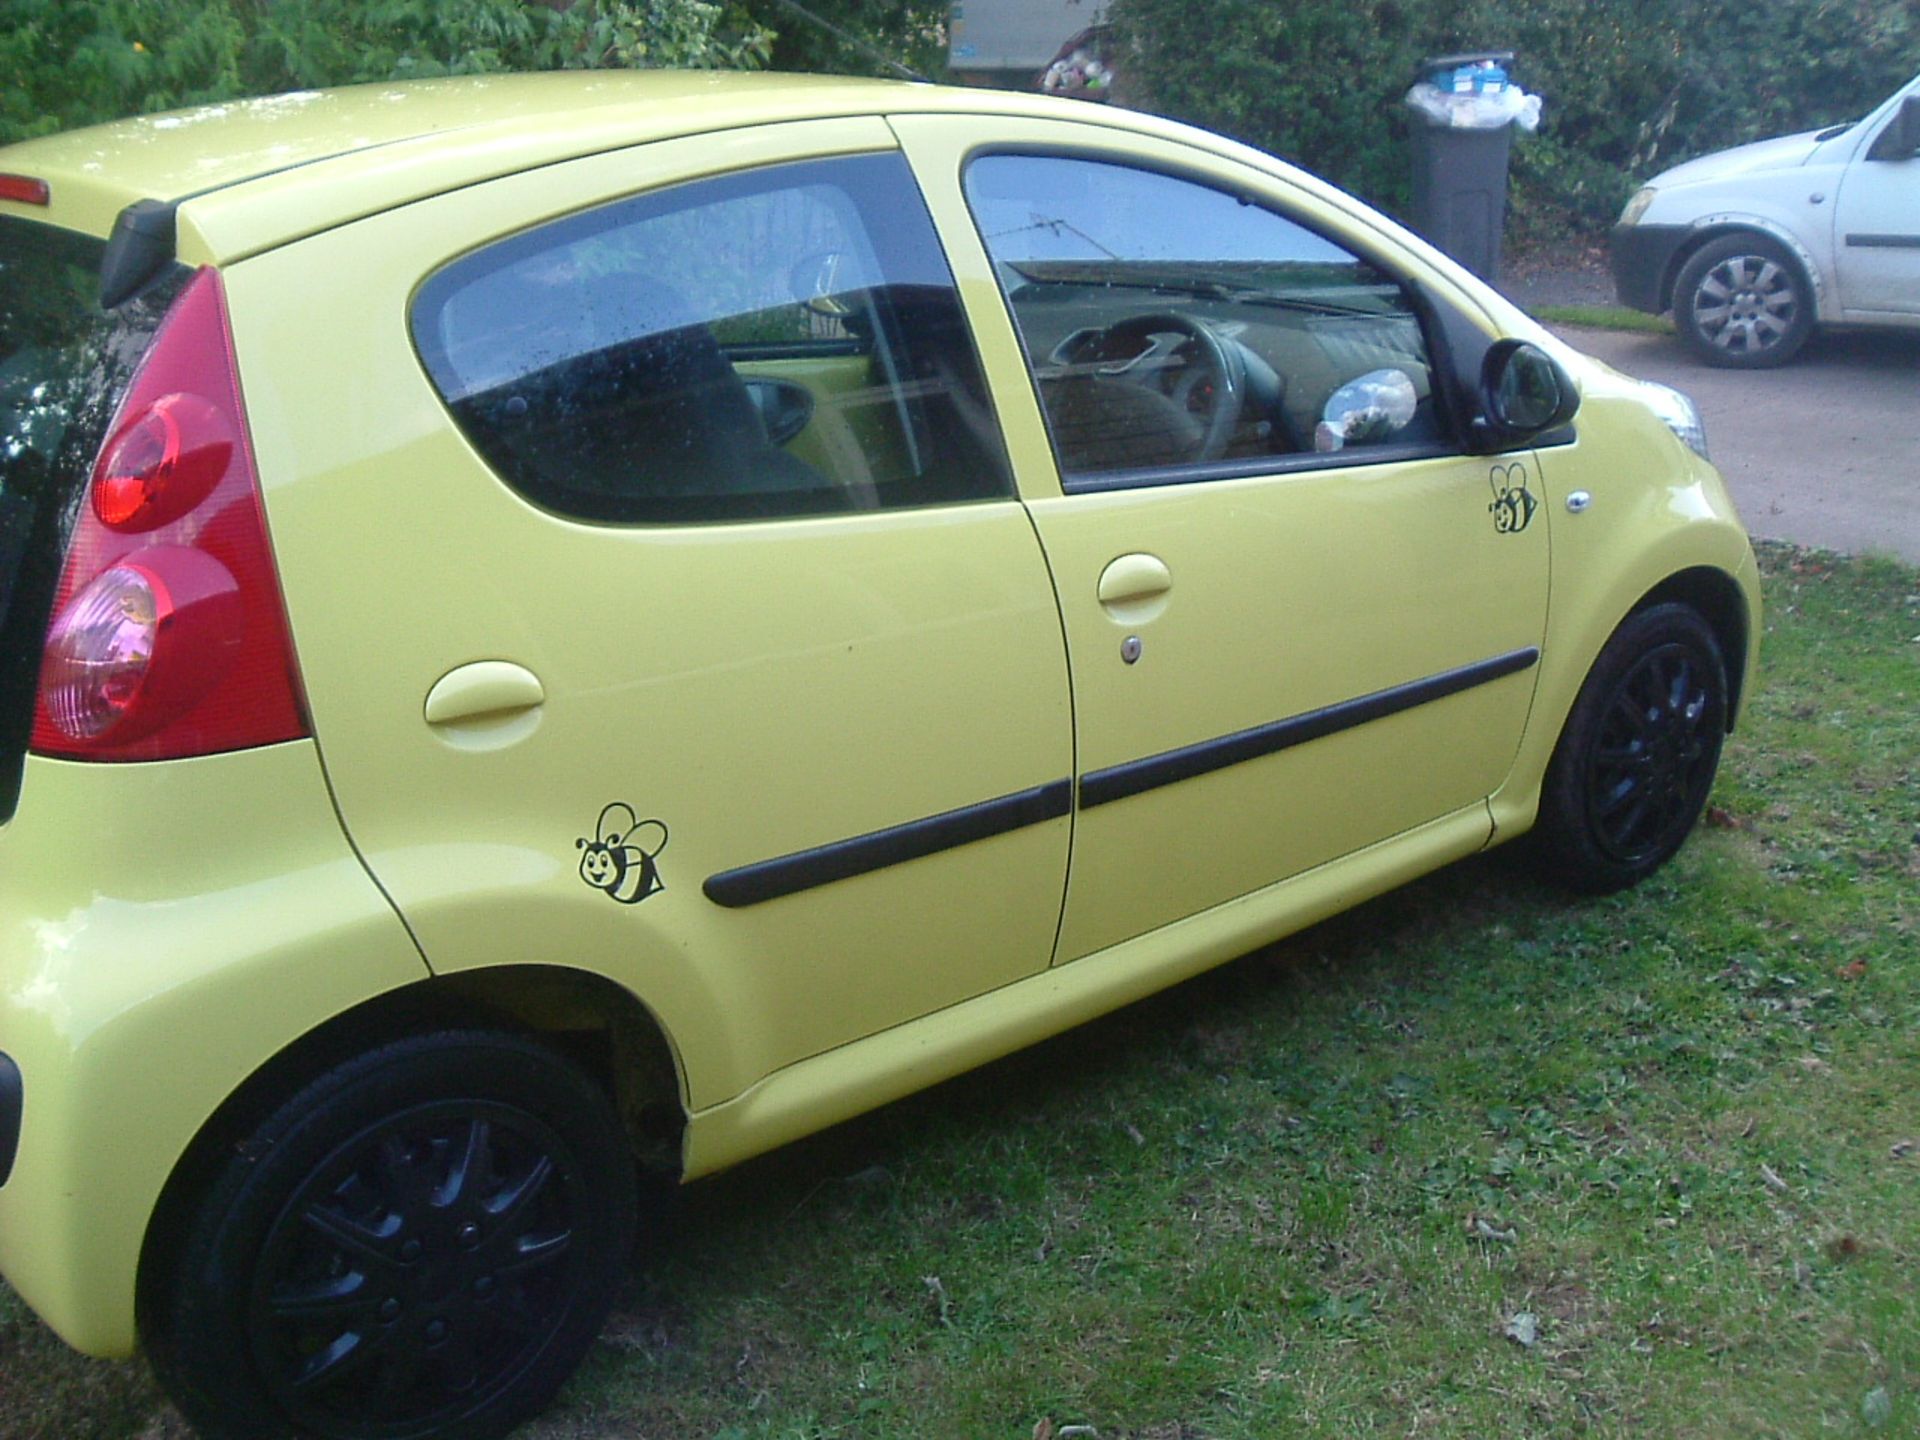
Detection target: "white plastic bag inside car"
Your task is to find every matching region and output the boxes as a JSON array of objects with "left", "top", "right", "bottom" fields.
[{"left": 1315, "top": 368, "right": 1420, "bottom": 452}]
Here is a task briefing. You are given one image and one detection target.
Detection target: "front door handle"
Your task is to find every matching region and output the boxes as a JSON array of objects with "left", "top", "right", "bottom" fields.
[{"left": 1097, "top": 553, "right": 1173, "bottom": 624}]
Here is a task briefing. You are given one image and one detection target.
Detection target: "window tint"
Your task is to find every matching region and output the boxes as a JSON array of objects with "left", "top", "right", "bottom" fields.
[
  {"left": 965, "top": 155, "right": 1447, "bottom": 483},
  {"left": 414, "top": 153, "right": 1012, "bottom": 523}
]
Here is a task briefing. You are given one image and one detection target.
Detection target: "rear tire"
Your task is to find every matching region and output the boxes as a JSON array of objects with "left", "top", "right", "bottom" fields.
[
  {"left": 1672, "top": 232, "right": 1814, "bottom": 369},
  {"left": 1530, "top": 604, "right": 1728, "bottom": 894},
  {"left": 145, "top": 1031, "right": 637, "bottom": 1440}
]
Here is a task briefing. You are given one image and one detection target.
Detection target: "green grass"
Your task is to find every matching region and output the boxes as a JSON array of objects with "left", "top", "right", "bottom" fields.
[
  {"left": 6, "top": 543, "right": 1917, "bottom": 1440},
  {"left": 1533, "top": 304, "right": 1675, "bottom": 335}
]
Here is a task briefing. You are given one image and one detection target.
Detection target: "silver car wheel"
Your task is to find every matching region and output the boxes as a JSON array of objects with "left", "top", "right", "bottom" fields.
[
  {"left": 1691, "top": 252, "right": 1799, "bottom": 355},
  {"left": 1672, "top": 233, "right": 1815, "bottom": 369}
]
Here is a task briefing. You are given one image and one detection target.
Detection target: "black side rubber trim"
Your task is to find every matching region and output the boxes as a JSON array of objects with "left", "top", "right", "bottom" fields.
[
  {"left": 1844, "top": 233, "right": 1920, "bottom": 249},
  {"left": 1079, "top": 647, "right": 1541, "bottom": 809},
  {"left": 0, "top": 1051, "right": 20, "bottom": 1188},
  {"left": 704, "top": 779, "right": 1072, "bottom": 908}
]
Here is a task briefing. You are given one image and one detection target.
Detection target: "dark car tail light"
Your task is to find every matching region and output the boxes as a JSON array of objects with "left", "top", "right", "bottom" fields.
[{"left": 31, "top": 267, "right": 309, "bottom": 761}]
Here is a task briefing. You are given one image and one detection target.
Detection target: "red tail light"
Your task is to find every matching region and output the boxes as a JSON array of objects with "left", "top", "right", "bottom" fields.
[
  {"left": 0, "top": 174, "right": 50, "bottom": 206},
  {"left": 31, "top": 267, "right": 309, "bottom": 762}
]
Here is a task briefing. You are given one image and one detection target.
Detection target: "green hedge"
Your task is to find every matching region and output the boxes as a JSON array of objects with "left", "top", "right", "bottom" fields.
[
  {"left": 0, "top": 0, "right": 776, "bottom": 144},
  {"left": 0, "top": 0, "right": 955, "bottom": 147},
  {"left": 1112, "top": 0, "right": 1919, "bottom": 241},
  {"left": 8, "top": 0, "right": 1914, "bottom": 247}
]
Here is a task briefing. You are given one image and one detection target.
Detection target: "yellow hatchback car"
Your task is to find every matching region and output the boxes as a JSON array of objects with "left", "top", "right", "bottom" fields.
[{"left": 1, "top": 72, "right": 1757, "bottom": 1440}]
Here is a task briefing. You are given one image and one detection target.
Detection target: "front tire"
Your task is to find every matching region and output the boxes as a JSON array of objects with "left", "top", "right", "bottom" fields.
[
  {"left": 146, "top": 1032, "right": 638, "bottom": 1440},
  {"left": 1531, "top": 604, "right": 1728, "bottom": 894},
  {"left": 1672, "top": 232, "right": 1814, "bottom": 368}
]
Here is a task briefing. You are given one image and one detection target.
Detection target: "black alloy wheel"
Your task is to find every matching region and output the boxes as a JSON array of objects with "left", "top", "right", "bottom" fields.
[
  {"left": 1531, "top": 604, "right": 1729, "bottom": 894},
  {"left": 147, "top": 1032, "right": 638, "bottom": 1440},
  {"left": 252, "top": 1101, "right": 586, "bottom": 1434},
  {"left": 1582, "top": 640, "right": 1720, "bottom": 868}
]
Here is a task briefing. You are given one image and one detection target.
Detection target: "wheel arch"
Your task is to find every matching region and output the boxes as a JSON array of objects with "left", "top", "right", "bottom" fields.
[
  {"left": 1657, "top": 220, "right": 1827, "bottom": 322},
  {"left": 134, "top": 965, "right": 685, "bottom": 1344},
  {"left": 1630, "top": 564, "right": 1752, "bottom": 729},
  {"left": 1489, "top": 540, "right": 1757, "bottom": 846}
]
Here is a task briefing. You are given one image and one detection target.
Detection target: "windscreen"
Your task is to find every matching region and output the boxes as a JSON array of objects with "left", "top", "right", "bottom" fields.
[{"left": 0, "top": 215, "right": 183, "bottom": 819}]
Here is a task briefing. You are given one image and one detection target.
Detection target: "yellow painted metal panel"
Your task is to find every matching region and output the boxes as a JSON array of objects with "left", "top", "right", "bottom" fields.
[
  {"left": 0, "top": 744, "right": 427, "bottom": 1354},
  {"left": 687, "top": 803, "right": 1491, "bottom": 1177},
  {"left": 225, "top": 120, "right": 1075, "bottom": 1112},
  {"left": 1487, "top": 389, "right": 1761, "bottom": 839},
  {"left": 893, "top": 113, "right": 1549, "bottom": 960},
  {"left": 1, "top": 74, "right": 908, "bottom": 244},
  {"left": 1030, "top": 457, "right": 1540, "bottom": 959}
]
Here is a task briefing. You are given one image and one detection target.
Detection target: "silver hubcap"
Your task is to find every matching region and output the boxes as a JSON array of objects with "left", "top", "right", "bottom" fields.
[{"left": 1692, "top": 254, "right": 1798, "bottom": 354}]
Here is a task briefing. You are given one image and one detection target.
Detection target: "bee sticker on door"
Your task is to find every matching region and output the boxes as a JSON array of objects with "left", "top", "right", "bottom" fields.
[
  {"left": 1488, "top": 462, "right": 1538, "bottom": 535},
  {"left": 577, "top": 803, "right": 669, "bottom": 905}
]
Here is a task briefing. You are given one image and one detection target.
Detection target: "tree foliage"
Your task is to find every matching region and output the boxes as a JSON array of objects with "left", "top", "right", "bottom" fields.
[
  {"left": 0, "top": 0, "right": 777, "bottom": 143},
  {"left": 10, "top": 0, "right": 1913, "bottom": 245},
  {"left": 727, "top": 0, "right": 948, "bottom": 78},
  {"left": 1111, "top": 0, "right": 1920, "bottom": 238}
]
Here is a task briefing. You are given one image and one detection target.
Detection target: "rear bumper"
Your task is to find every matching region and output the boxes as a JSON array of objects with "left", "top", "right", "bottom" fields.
[
  {"left": 1610, "top": 224, "right": 1692, "bottom": 314},
  {"left": 0, "top": 742, "right": 426, "bottom": 1355}
]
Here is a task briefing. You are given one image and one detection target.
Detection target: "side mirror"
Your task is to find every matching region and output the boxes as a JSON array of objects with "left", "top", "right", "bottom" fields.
[
  {"left": 1869, "top": 94, "right": 1920, "bottom": 160},
  {"left": 1470, "top": 339, "right": 1580, "bottom": 452}
]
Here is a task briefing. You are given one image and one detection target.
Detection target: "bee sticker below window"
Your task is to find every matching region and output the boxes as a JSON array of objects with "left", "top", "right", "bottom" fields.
[
  {"left": 1489, "top": 462, "right": 1538, "bottom": 535},
  {"left": 577, "top": 803, "right": 669, "bottom": 905}
]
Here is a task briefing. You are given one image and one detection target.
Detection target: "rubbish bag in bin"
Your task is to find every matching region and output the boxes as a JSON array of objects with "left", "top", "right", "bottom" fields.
[
  {"left": 1405, "top": 52, "right": 1542, "bottom": 280},
  {"left": 1405, "top": 82, "right": 1543, "bottom": 132}
]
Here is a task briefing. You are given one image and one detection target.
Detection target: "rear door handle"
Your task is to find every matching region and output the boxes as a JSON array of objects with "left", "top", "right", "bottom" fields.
[
  {"left": 425, "top": 661, "right": 545, "bottom": 725},
  {"left": 1097, "top": 553, "right": 1173, "bottom": 624}
]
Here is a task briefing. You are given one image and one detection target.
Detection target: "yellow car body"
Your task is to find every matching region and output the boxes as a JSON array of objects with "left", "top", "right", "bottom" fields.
[{"left": 0, "top": 72, "right": 1757, "bottom": 1435}]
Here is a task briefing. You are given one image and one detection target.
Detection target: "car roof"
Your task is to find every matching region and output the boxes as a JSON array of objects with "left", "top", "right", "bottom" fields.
[
  {"left": 6, "top": 72, "right": 909, "bottom": 201},
  {"left": 1, "top": 71, "right": 1149, "bottom": 261}
]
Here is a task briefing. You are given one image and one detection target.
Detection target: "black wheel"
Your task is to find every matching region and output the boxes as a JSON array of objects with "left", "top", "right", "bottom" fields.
[
  {"left": 146, "top": 1032, "right": 638, "bottom": 1440},
  {"left": 1531, "top": 604, "right": 1728, "bottom": 894},
  {"left": 1672, "top": 232, "right": 1815, "bottom": 368}
]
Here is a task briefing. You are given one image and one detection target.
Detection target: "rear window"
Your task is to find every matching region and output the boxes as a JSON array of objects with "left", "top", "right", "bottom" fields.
[
  {"left": 0, "top": 215, "right": 183, "bottom": 819},
  {"left": 411, "top": 152, "right": 1013, "bottom": 524}
]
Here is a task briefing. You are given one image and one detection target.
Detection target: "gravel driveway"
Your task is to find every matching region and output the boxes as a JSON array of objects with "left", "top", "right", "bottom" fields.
[
  {"left": 1550, "top": 324, "right": 1920, "bottom": 565},
  {"left": 1503, "top": 253, "right": 1920, "bottom": 565}
]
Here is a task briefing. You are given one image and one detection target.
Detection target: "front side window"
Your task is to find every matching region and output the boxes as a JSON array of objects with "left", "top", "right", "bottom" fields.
[
  {"left": 414, "top": 152, "right": 1011, "bottom": 523},
  {"left": 965, "top": 155, "right": 1448, "bottom": 485}
]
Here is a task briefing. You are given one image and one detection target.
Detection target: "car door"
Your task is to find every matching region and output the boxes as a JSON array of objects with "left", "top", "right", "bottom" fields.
[
  {"left": 893, "top": 116, "right": 1549, "bottom": 964},
  {"left": 228, "top": 122, "right": 1074, "bottom": 1107},
  {"left": 1833, "top": 83, "right": 1920, "bottom": 318}
]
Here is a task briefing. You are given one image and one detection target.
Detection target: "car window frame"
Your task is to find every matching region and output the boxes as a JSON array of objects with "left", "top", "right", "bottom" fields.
[{"left": 958, "top": 144, "right": 1476, "bottom": 496}]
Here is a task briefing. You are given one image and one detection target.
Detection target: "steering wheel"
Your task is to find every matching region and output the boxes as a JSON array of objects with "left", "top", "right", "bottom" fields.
[{"left": 1096, "top": 312, "right": 1247, "bottom": 462}]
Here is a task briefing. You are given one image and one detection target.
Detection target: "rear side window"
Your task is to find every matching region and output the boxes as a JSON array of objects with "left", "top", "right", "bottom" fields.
[
  {"left": 0, "top": 216, "right": 182, "bottom": 820},
  {"left": 412, "top": 152, "right": 1013, "bottom": 524}
]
